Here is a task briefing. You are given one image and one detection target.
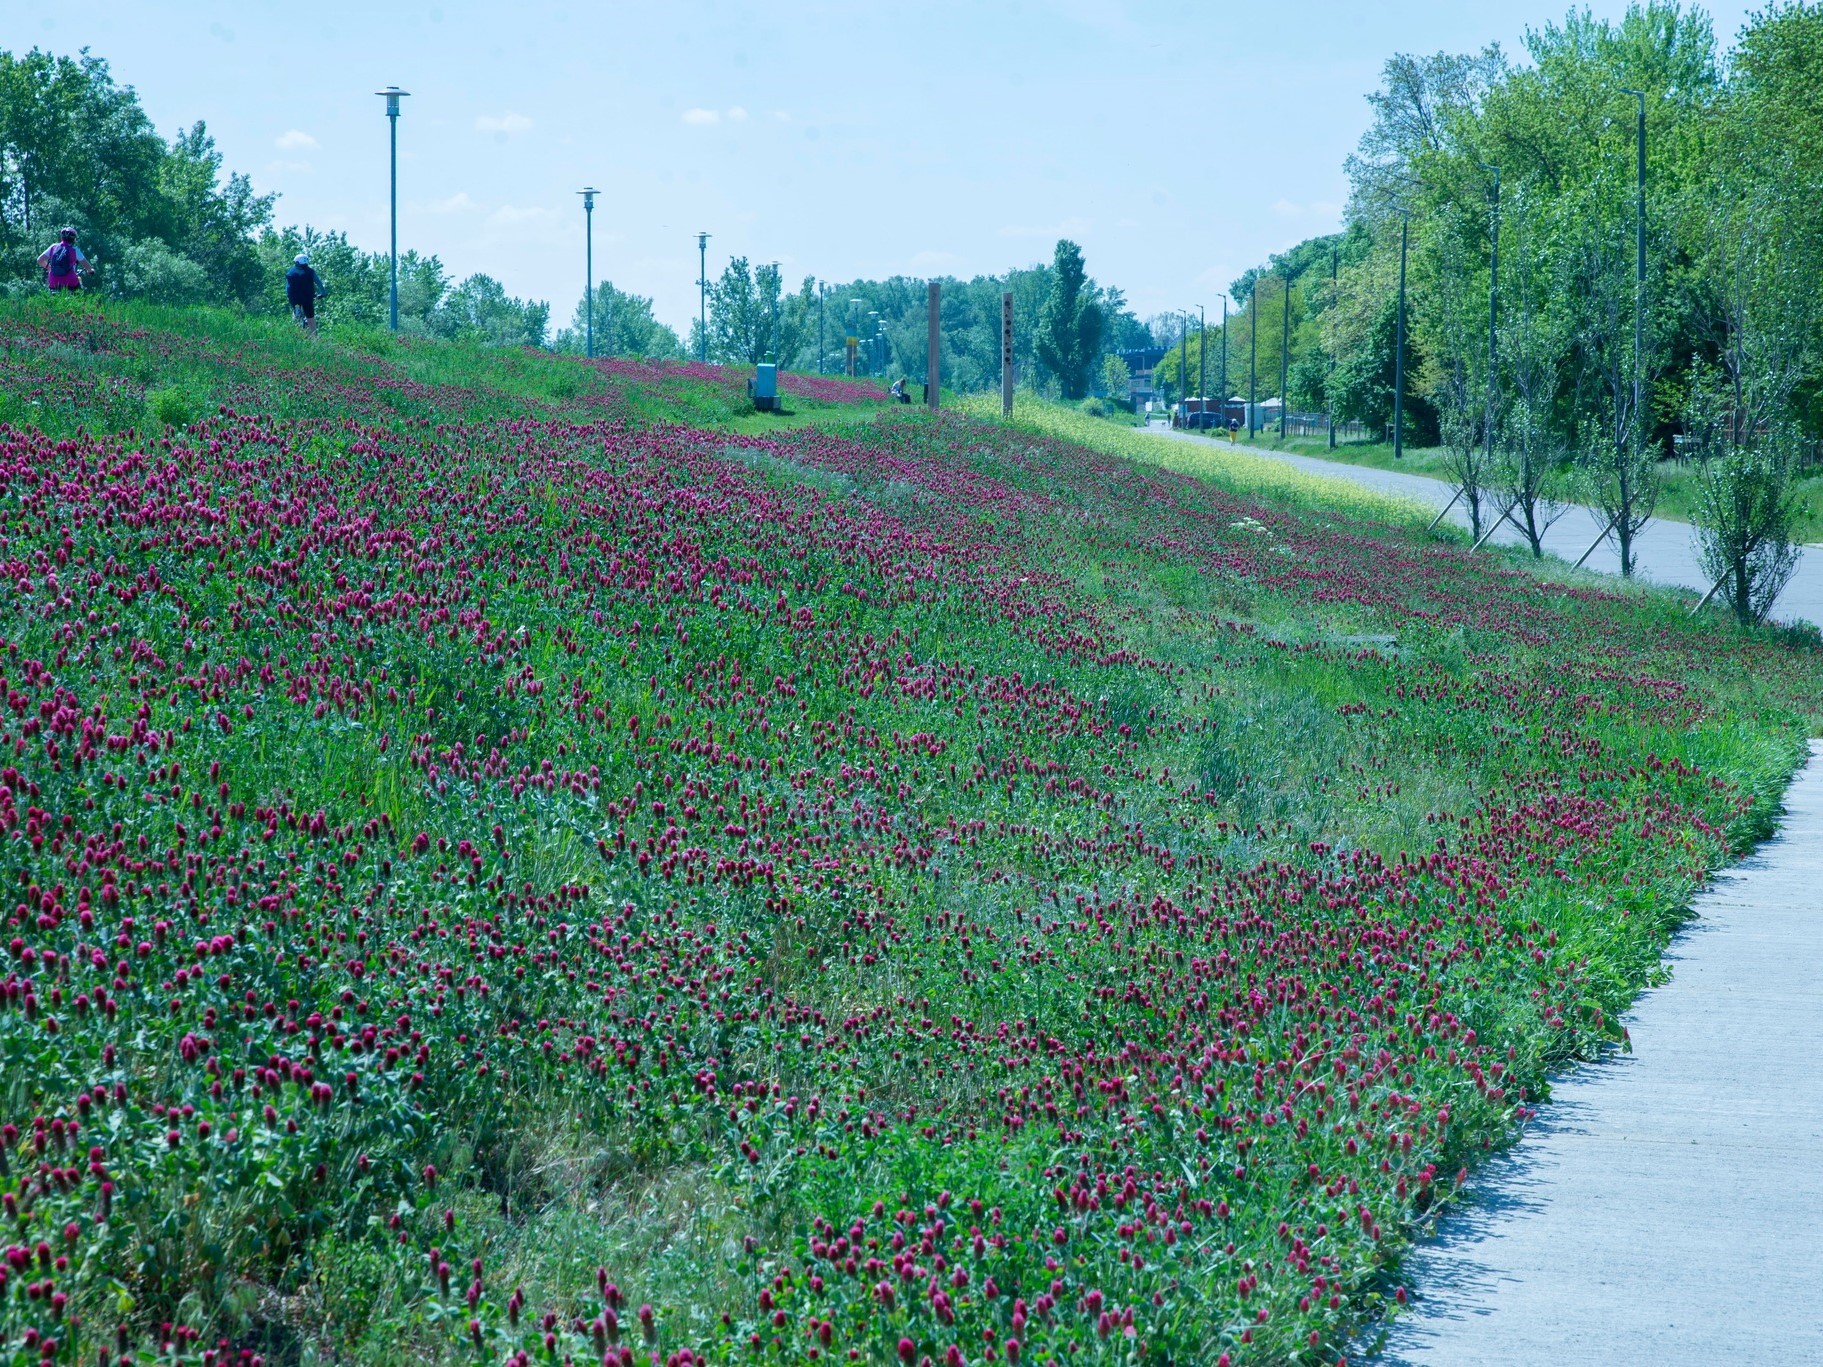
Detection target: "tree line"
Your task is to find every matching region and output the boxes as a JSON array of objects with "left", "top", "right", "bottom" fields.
[
  {"left": 1, "top": 48, "right": 551, "bottom": 345},
  {"left": 1155, "top": 1, "right": 1823, "bottom": 622},
  {"left": 1, "top": 46, "right": 1140, "bottom": 397},
  {"left": 639, "top": 238, "right": 1145, "bottom": 399}
]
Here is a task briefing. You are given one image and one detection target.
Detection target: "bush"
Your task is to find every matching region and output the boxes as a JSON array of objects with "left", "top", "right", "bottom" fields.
[
  {"left": 108, "top": 238, "right": 212, "bottom": 306},
  {"left": 145, "top": 385, "right": 198, "bottom": 428}
]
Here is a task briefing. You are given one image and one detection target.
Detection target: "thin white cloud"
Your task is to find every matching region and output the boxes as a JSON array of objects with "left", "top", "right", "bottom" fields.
[
  {"left": 428, "top": 192, "right": 481, "bottom": 214},
  {"left": 997, "top": 217, "right": 1092, "bottom": 239},
  {"left": 487, "top": 204, "right": 554, "bottom": 227},
  {"left": 275, "top": 130, "right": 319, "bottom": 151},
  {"left": 1271, "top": 198, "right": 1342, "bottom": 219},
  {"left": 771, "top": 110, "right": 791, "bottom": 122},
  {"left": 908, "top": 250, "right": 963, "bottom": 272},
  {"left": 475, "top": 112, "right": 533, "bottom": 135},
  {"left": 682, "top": 107, "right": 751, "bottom": 127},
  {"left": 265, "top": 160, "right": 313, "bottom": 175}
]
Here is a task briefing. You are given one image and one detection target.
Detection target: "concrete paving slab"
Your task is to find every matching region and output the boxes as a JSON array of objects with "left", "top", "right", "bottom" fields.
[{"left": 1373, "top": 740, "right": 1823, "bottom": 1366}]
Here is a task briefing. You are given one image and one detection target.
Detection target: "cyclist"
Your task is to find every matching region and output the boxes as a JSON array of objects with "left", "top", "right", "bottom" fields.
[
  {"left": 285, "top": 253, "right": 327, "bottom": 336},
  {"left": 38, "top": 228, "right": 92, "bottom": 292}
]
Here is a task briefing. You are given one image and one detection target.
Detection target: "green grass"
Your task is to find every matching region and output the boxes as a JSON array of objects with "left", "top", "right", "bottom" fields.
[
  {"left": 2, "top": 297, "right": 1820, "bottom": 1367},
  {"left": 958, "top": 391, "right": 1438, "bottom": 527},
  {"left": 1226, "top": 428, "right": 1823, "bottom": 545}
]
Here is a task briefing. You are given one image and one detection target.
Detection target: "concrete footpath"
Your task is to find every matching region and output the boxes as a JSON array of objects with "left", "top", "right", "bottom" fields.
[
  {"left": 1153, "top": 425, "right": 1823, "bottom": 627},
  {"left": 1375, "top": 740, "right": 1823, "bottom": 1366}
]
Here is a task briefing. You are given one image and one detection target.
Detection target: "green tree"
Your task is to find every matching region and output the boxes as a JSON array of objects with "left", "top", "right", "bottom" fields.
[
  {"left": 1329, "top": 294, "right": 1436, "bottom": 444},
  {"left": 552, "top": 281, "right": 684, "bottom": 359},
  {"left": 1100, "top": 353, "right": 1132, "bottom": 399},
  {"left": 435, "top": 274, "right": 549, "bottom": 349},
  {"left": 1034, "top": 240, "right": 1103, "bottom": 399},
  {"left": 0, "top": 48, "right": 272, "bottom": 301},
  {"left": 705, "top": 257, "right": 791, "bottom": 365}
]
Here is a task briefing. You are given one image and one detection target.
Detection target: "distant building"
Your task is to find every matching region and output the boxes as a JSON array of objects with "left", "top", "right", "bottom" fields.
[{"left": 1118, "top": 346, "right": 1168, "bottom": 404}]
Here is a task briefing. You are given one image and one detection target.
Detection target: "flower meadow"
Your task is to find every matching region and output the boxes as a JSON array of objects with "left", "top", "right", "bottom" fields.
[{"left": 0, "top": 299, "right": 1818, "bottom": 1367}]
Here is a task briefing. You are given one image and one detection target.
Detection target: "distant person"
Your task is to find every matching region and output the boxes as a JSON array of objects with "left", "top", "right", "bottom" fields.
[
  {"left": 38, "top": 228, "right": 91, "bottom": 292},
  {"left": 1228, "top": 416, "right": 1239, "bottom": 444},
  {"left": 285, "top": 253, "right": 327, "bottom": 336},
  {"left": 891, "top": 377, "right": 912, "bottom": 405}
]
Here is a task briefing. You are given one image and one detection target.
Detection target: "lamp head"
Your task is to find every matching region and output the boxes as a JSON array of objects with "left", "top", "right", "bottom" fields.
[
  {"left": 374, "top": 87, "right": 410, "bottom": 116},
  {"left": 578, "top": 187, "right": 598, "bottom": 207}
]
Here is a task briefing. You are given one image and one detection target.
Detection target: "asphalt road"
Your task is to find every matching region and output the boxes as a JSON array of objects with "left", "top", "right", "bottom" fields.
[{"left": 1153, "top": 425, "right": 1823, "bottom": 627}]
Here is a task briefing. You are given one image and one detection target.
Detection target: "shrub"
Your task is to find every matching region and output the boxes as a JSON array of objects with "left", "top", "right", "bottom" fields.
[{"left": 145, "top": 384, "right": 198, "bottom": 428}]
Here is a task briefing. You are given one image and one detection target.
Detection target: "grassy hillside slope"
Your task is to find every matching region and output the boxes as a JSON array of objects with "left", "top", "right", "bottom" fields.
[{"left": 1, "top": 299, "right": 1818, "bottom": 1367}]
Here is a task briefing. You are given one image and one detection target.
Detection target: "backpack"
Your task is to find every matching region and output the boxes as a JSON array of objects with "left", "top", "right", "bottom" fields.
[{"left": 49, "top": 243, "right": 73, "bottom": 276}]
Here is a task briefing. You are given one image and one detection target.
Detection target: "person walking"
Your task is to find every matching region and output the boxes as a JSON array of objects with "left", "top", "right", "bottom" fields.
[
  {"left": 285, "top": 253, "right": 327, "bottom": 336},
  {"left": 37, "top": 228, "right": 92, "bottom": 292},
  {"left": 1228, "top": 415, "right": 1239, "bottom": 444}
]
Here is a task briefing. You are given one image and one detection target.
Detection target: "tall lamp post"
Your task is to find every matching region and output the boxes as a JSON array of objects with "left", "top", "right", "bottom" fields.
[
  {"left": 696, "top": 232, "right": 711, "bottom": 362},
  {"left": 1620, "top": 88, "right": 1647, "bottom": 457},
  {"left": 1248, "top": 279, "right": 1258, "bottom": 437},
  {"left": 1278, "top": 269, "right": 1291, "bottom": 441},
  {"left": 1218, "top": 294, "right": 1228, "bottom": 429},
  {"left": 1393, "top": 207, "right": 1410, "bottom": 460},
  {"left": 816, "top": 281, "right": 825, "bottom": 374},
  {"left": 769, "top": 261, "right": 781, "bottom": 365},
  {"left": 577, "top": 187, "right": 598, "bottom": 358},
  {"left": 1178, "top": 313, "right": 1190, "bottom": 417},
  {"left": 374, "top": 87, "right": 409, "bottom": 331},
  {"left": 1197, "top": 304, "right": 1206, "bottom": 425},
  {"left": 1328, "top": 242, "right": 1339, "bottom": 449},
  {"left": 1480, "top": 163, "right": 1501, "bottom": 479}
]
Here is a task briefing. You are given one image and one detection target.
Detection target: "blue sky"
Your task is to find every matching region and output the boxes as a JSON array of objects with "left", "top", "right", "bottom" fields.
[{"left": 54, "top": 1, "right": 1758, "bottom": 334}]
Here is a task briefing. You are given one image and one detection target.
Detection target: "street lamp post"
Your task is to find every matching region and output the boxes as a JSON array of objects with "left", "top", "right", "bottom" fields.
[
  {"left": 697, "top": 232, "right": 710, "bottom": 363},
  {"left": 817, "top": 281, "right": 825, "bottom": 374},
  {"left": 1218, "top": 294, "right": 1228, "bottom": 429},
  {"left": 1480, "top": 163, "right": 1501, "bottom": 480},
  {"left": 577, "top": 187, "right": 597, "bottom": 358},
  {"left": 1279, "top": 269, "right": 1291, "bottom": 441},
  {"left": 1328, "top": 242, "right": 1338, "bottom": 449},
  {"left": 1178, "top": 313, "right": 1190, "bottom": 418},
  {"left": 1197, "top": 304, "right": 1206, "bottom": 425},
  {"left": 770, "top": 261, "right": 780, "bottom": 365},
  {"left": 1248, "top": 279, "right": 1258, "bottom": 437},
  {"left": 1393, "top": 207, "right": 1410, "bottom": 460},
  {"left": 374, "top": 87, "right": 409, "bottom": 331},
  {"left": 1620, "top": 88, "right": 1647, "bottom": 457}
]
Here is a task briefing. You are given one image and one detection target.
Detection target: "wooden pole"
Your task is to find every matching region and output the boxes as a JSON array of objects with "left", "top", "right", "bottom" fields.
[
  {"left": 1689, "top": 573, "right": 1729, "bottom": 616},
  {"left": 1001, "top": 291, "right": 1014, "bottom": 418},
  {"left": 927, "top": 281, "right": 941, "bottom": 410},
  {"left": 1425, "top": 486, "right": 1464, "bottom": 533},
  {"left": 1471, "top": 505, "right": 1527, "bottom": 552},
  {"left": 1572, "top": 518, "right": 1616, "bottom": 570}
]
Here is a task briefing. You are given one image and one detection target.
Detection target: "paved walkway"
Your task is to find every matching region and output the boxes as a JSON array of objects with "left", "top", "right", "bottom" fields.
[
  {"left": 1375, "top": 740, "right": 1823, "bottom": 1366},
  {"left": 1153, "top": 425, "right": 1823, "bottom": 627}
]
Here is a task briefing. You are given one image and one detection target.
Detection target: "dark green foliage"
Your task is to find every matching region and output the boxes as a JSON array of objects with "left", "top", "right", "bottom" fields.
[
  {"left": 552, "top": 280, "right": 685, "bottom": 358},
  {"left": 252, "top": 226, "right": 549, "bottom": 346},
  {"left": 1331, "top": 293, "right": 1438, "bottom": 442},
  {"left": 0, "top": 48, "right": 273, "bottom": 303},
  {"left": 1034, "top": 239, "right": 1104, "bottom": 399}
]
